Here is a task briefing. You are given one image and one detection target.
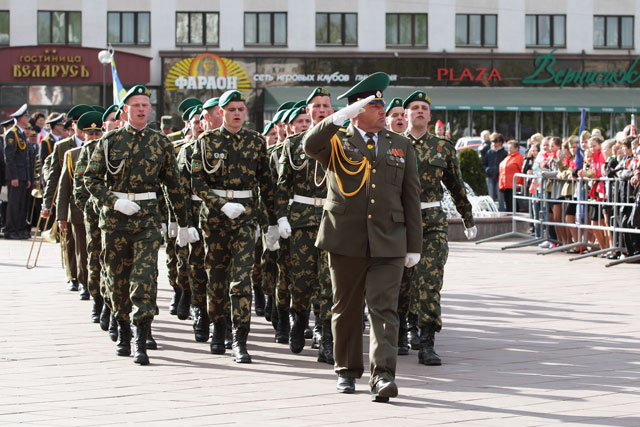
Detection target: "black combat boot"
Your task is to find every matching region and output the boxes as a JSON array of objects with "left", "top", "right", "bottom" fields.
[
  {"left": 304, "top": 309, "right": 313, "bottom": 339},
  {"left": 397, "top": 316, "right": 409, "bottom": 355},
  {"left": 169, "top": 287, "right": 181, "bottom": 316},
  {"left": 91, "top": 295, "right": 103, "bottom": 324},
  {"left": 192, "top": 307, "right": 210, "bottom": 343},
  {"left": 264, "top": 295, "right": 273, "bottom": 322},
  {"left": 115, "top": 320, "right": 131, "bottom": 356},
  {"left": 146, "top": 323, "right": 157, "bottom": 350},
  {"left": 99, "top": 304, "right": 110, "bottom": 331},
  {"left": 224, "top": 320, "right": 232, "bottom": 349},
  {"left": 289, "top": 309, "right": 308, "bottom": 353},
  {"left": 311, "top": 316, "right": 321, "bottom": 349},
  {"left": 231, "top": 327, "right": 252, "bottom": 363},
  {"left": 210, "top": 319, "right": 226, "bottom": 354},
  {"left": 78, "top": 284, "right": 90, "bottom": 300},
  {"left": 68, "top": 279, "right": 79, "bottom": 291},
  {"left": 176, "top": 289, "right": 191, "bottom": 320},
  {"left": 408, "top": 312, "right": 420, "bottom": 350},
  {"left": 418, "top": 324, "right": 442, "bottom": 366},
  {"left": 271, "top": 301, "right": 279, "bottom": 330},
  {"left": 275, "top": 308, "right": 290, "bottom": 344},
  {"left": 133, "top": 323, "right": 149, "bottom": 365},
  {"left": 108, "top": 314, "right": 118, "bottom": 342},
  {"left": 317, "top": 319, "right": 334, "bottom": 364},
  {"left": 254, "top": 286, "right": 265, "bottom": 317}
]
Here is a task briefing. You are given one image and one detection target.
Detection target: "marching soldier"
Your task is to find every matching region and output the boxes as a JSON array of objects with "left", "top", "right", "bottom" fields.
[
  {"left": 167, "top": 97, "right": 200, "bottom": 142},
  {"left": 84, "top": 85, "right": 197, "bottom": 365},
  {"left": 302, "top": 72, "right": 422, "bottom": 402},
  {"left": 201, "top": 97, "right": 222, "bottom": 131},
  {"left": 385, "top": 97, "right": 407, "bottom": 134},
  {"left": 401, "top": 90, "right": 477, "bottom": 366}
]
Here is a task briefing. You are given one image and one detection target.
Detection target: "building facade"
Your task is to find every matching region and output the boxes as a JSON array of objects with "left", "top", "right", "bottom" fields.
[{"left": 1, "top": 0, "right": 640, "bottom": 140}]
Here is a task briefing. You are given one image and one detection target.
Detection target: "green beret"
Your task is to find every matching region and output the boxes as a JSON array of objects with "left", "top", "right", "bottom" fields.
[
  {"left": 202, "top": 97, "right": 220, "bottom": 110},
  {"left": 402, "top": 90, "right": 431, "bottom": 109},
  {"left": 121, "top": 85, "right": 151, "bottom": 105},
  {"left": 102, "top": 105, "right": 119, "bottom": 123},
  {"left": 91, "top": 105, "right": 106, "bottom": 114},
  {"left": 287, "top": 107, "right": 307, "bottom": 124},
  {"left": 77, "top": 111, "right": 104, "bottom": 132},
  {"left": 66, "top": 104, "right": 95, "bottom": 121},
  {"left": 188, "top": 105, "right": 204, "bottom": 121},
  {"left": 182, "top": 104, "right": 203, "bottom": 121},
  {"left": 281, "top": 108, "right": 295, "bottom": 124},
  {"left": 178, "top": 97, "right": 201, "bottom": 113},
  {"left": 385, "top": 97, "right": 404, "bottom": 116},
  {"left": 337, "top": 72, "right": 389, "bottom": 104},
  {"left": 161, "top": 115, "right": 172, "bottom": 129},
  {"left": 271, "top": 109, "right": 287, "bottom": 124},
  {"left": 219, "top": 90, "right": 246, "bottom": 107},
  {"left": 276, "top": 101, "right": 296, "bottom": 112},
  {"left": 263, "top": 121, "right": 275, "bottom": 135},
  {"left": 306, "top": 87, "right": 331, "bottom": 105}
]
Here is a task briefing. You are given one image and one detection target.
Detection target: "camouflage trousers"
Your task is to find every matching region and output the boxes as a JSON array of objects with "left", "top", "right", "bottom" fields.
[
  {"left": 101, "top": 226, "right": 162, "bottom": 325},
  {"left": 402, "top": 228, "right": 449, "bottom": 331},
  {"left": 186, "top": 226, "right": 208, "bottom": 311},
  {"left": 276, "top": 237, "right": 292, "bottom": 310},
  {"left": 260, "top": 236, "right": 278, "bottom": 297},
  {"left": 251, "top": 231, "right": 264, "bottom": 291},
  {"left": 289, "top": 227, "right": 332, "bottom": 321},
  {"left": 84, "top": 207, "right": 102, "bottom": 300},
  {"left": 166, "top": 236, "right": 189, "bottom": 292},
  {"left": 201, "top": 221, "right": 254, "bottom": 329}
]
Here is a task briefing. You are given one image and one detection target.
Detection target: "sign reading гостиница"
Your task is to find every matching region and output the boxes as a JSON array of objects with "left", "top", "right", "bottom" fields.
[{"left": 523, "top": 49, "right": 640, "bottom": 87}]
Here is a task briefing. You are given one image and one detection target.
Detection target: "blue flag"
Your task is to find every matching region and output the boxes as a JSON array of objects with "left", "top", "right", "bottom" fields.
[
  {"left": 111, "top": 57, "right": 127, "bottom": 106},
  {"left": 575, "top": 108, "right": 586, "bottom": 170}
]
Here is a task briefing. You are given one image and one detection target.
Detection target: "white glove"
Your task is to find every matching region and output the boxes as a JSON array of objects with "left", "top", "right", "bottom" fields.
[
  {"left": 331, "top": 95, "right": 375, "bottom": 125},
  {"left": 464, "top": 225, "right": 478, "bottom": 240},
  {"left": 277, "top": 217, "right": 292, "bottom": 239},
  {"left": 113, "top": 199, "right": 140, "bottom": 216},
  {"left": 176, "top": 226, "right": 190, "bottom": 247},
  {"left": 266, "top": 225, "right": 280, "bottom": 251},
  {"left": 161, "top": 223, "right": 167, "bottom": 238},
  {"left": 221, "top": 202, "right": 246, "bottom": 219},
  {"left": 187, "top": 227, "right": 200, "bottom": 243},
  {"left": 404, "top": 252, "right": 420, "bottom": 268},
  {"left": 168, "top": 222, "right": 178, "bottom": 238}
]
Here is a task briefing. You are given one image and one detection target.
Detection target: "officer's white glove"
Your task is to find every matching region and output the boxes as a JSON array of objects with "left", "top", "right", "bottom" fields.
[
  {"left": 221, "top": 202, "right": 246, "bottom": 219},
  {"left": 187, "top": 227, "right": 200, "bottom": 243},
  {"left": 113, "top": 199, "right": 140, "bottom": 216},
  {"left": 167, "top": 222, "right": 178, "bottom": 238},
  {"left": 266, "top": 225, "right": 280, "bottom": 251},
  {"left": 404, "top": 252, "right": 421, "bottom": 268},
  {"left": 277, "top": 217, "right": 292, "bottom": 239},
  {"left": 161, "top": 223, "right": 167, "bottom": 238},
  {"left": 464, "top": 225, "right": 478, "bottom": 240},
  {"left": 176, "top": 226, "right": 190, "bottom": 247},
  {"left": 331, "top": 95, "right": 376, "bottom": 125}
]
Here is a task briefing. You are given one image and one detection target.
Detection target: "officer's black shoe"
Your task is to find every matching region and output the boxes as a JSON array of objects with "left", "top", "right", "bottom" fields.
[
  {"left": 108, "top": 314, "right": 118, "bottom": 342},
  {"left": 304, "top": 310, "right": 313, "bottom": 339},
  {"left": 264, "top": 295, "right": 273, "bottom": 322},
  {"left": 115, "top": 320, "right": 131, "bottom": 356},
  {"left": 176, "top": 290, "right": 191, "bottom": 320},
  {"left": 289, "top": 309, "right": 307, "bottom": 354},
  {"left": 146, "top": 325, "right": 157, "bottom": 350},
  {"left": 68, "top": 279, "right": 79, "bottom": 292},
  {"left": 254, "top": 286, "right": 265, "bottom": 317},
  {"left": 224, "top": 320, "right": 233, "bottom": 349},
  {"left": 275, "top": 308, "right": 290, "bottom": 344},
  {"left": 311, "top": 317, "right": 321, "bottom": 349},
  {"left": 231, "top": 327, "right": 252, "bottom": 363},
  {"left": 317, "top": 319, "right": 334, "bottom": 365},
  {"left": 133, "top": 323, "right": 149, "bottom": 365},
  {"left": 169, "top": 287, "right": 181, "bottom": 316},
  {"left": 192, "top": 307, "right": 210, "bottom": 342},
  {"left": 371, "top": 378, "right": 398, "bottom": 402},
  {"left": 408, "top": 312, "right": 421, "bottom": 350},
  {"left": 210, "top": 319, "right": 226, "bottom": 354},
  {"left": 418, "top": 325, "right": 442, "bottom": 366},
  {"left": 336, "top": 376, "right": 355, "bottom": 394},
  {"left": 99, "top": 304, "right": 111, "bottom": 331},
  {"left": 78, "top": 284, "right": 90, "bottom": 300},
  {"left": 397, "top": 316, "right": 409, "bottom": 356},
  {"left": 91, "top": 296, "right": 103, "bottom": 323}
]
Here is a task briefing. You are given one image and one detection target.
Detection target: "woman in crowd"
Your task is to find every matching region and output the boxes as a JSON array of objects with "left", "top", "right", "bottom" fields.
[
  {"left": 542, "top": 136, "right": 568, "bottom": 247},
  {"left": 499, "top": 140, "right": 524, "bottom": 213},
  {"left": 579, "top": 136, "right": 608, "bottom": 254},
  {"left": 559, "top": 137, "right": 579, "bottom": 250}
]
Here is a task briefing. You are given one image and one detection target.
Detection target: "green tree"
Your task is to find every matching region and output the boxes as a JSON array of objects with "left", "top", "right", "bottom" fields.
[{"left": 458, "top": 148, "right": 487, "bottom": 195}]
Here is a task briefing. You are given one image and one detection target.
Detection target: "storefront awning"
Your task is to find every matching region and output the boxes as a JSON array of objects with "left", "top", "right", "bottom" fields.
[{"left": 263, "top": 86, "right": 640, "bottom": 113}]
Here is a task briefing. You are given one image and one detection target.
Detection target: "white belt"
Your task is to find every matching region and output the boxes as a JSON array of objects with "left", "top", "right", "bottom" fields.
[
  {"left": 421, "top": 201, "right": 441, "bottom": 209},
  {"left": 112, "top": 191, "right": 157, "bottom": 201},
  {"left": 191, "top": 195, "right": 202, "bottom": 201},
  {"left": 211, "top": 189, "right": 253, "bottom": 199},
  {"left": 291, "top": 194, "right": 326, "bottom": 207}
]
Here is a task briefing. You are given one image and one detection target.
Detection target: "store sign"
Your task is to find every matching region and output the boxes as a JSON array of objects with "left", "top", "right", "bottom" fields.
[
  {"left": 436, "top": 67, "right": 502, "bottom": 82},
  {"left": 523, "top": 49, "right": 640, "bottom": 87},
  {"left": 12, "top": 49, "right": 90, "bottom": 79},
  {"left": 164, "top": 53, "right": 250, "bottom": 92}
]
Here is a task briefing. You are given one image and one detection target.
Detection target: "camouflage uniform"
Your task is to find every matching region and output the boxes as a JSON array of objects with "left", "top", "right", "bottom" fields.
[{"left": 270, "top": 142, "right": 292, "bottom": 311}]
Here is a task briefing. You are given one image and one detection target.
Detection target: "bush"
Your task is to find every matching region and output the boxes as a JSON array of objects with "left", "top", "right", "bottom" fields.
[{"left": 458, "top": 148, "right": 487, "bottom": 195}]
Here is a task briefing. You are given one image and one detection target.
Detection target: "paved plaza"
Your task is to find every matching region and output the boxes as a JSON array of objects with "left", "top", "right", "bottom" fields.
[{"left": 1, "top": 236, "right": 638, "bottom": 426}]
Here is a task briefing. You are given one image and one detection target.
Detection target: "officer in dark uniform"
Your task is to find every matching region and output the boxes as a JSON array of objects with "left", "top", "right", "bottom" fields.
[
  {"left": 303, "top": 73, "right": 422, "bottom": 402},
  {"left": 0, "top": 118, "right": 11, "bottom": 230}
]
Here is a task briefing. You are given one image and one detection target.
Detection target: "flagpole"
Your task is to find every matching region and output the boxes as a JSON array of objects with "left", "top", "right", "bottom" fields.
[{"left": 98, "top": 49, "right": 113, "bottom": 108}]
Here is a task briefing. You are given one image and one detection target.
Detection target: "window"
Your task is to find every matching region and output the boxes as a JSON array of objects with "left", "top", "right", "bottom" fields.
[
  {"left": 594, "top": 16, "right": 633, "bottom": 48},
  {"left": 108, "top": 12, "right": 150, "bottom": 45},
  {"left": 525, "top": 15, "right": 565, "bottom": 47},
  {"left": 385, "top": 13, "right": 427, "bottom": 47},
  {"left": 176, "top": 12, "right": 219, "bottom": 46},
  {"left": 455, "top": 14, "right": 496, "bottom": 47},
  {"left": 316, "top": 13, "right": 357, "bottom": 46},
  {"left": 244, "top": 12, "right": 286, "bottom": 46},
  {"left": 0, "top": 11, "right": 8, "bottom": 45},
  {"left": 37, "top": 11, "right": 81, "bottom": 44}
]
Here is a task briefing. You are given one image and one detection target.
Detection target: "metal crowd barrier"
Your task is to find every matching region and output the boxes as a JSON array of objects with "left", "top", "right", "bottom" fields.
[{"left": 475, "top": 173, "right": 640, "bottom": 268}]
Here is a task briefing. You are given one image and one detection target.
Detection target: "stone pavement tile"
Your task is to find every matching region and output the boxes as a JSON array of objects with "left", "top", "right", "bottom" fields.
[{"left": 0, "top": 413, "right": 66, "bottom": 424}]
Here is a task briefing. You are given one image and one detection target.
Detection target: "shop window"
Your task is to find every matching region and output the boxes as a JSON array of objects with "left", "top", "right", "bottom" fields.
[
  {"left": 455, "top": 14, "right": 496, "bottom": 47},
  {"left": 316, "top": 13, "right": 357, "bottom": 46},
  {"left": 0, "top": 86, "right": 28, "bottom": 106},
  {"left": 176, "top": 12, "right": 219, "bottom": 46},
  {"left": 108, "top": 12, "right": 150, "bottom": 45},
  {"left": 28, "top": 86, "right": 72, "bottom": 105},
  {"left": 525, "top": 15, "right": 565, "bottom": 47},
  {"left": 594, "top": 16, "right": 633, "bottom": 48},
  {"left": 0, "top": 11, "right": 8, "bottom": 45},
  {"left": 385, "top": 13, "right": 427, "bottom": 47},
  {"left": 244, "top": 12, "right": 287, "bottom": 46},
  {"left": 37, "top": 11, "right": 81, "bottom": 45}
]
